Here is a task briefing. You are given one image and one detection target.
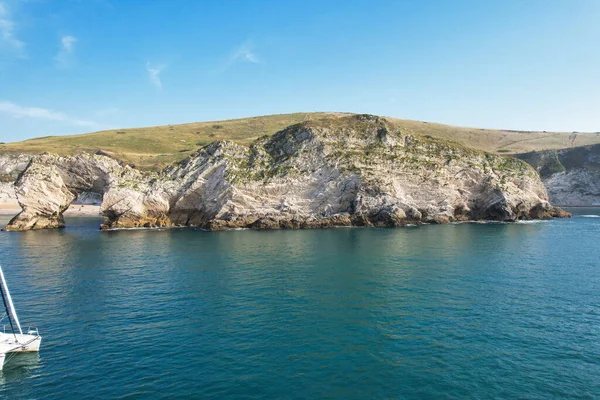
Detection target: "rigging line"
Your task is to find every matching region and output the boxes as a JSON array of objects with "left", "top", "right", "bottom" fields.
[
  {"left": 0, "top": 335, "right": 39, "bottom": 367},
  {"left": 1, "top": 340, "right": 35, "bottom": 367},
  {"left": 0, "top": 282, "right": 17, "bottom": 342},
  {"left": 0, "top": 267, "right": 22, "bottom": 335},
  {"left": 4, "top": 351, "right": 17, "bottom": 365}
]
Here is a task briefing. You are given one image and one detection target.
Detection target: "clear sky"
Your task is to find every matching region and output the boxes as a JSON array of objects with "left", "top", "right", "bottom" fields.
[{"left": 0, "top": 0, "right": 599, "bottom": 142}]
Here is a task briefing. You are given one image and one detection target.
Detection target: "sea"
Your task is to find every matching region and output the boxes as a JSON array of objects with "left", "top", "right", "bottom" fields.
[{"left": 0, "top": 208, "right": 598, "bottom": 399}]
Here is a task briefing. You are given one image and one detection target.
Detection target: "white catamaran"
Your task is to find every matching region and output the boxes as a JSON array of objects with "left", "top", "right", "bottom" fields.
[{"left": 0, "top": 265, "right": 41, "bottom": 371}]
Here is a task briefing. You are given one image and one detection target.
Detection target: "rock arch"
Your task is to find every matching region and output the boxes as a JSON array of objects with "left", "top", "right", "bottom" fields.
[
  {"left": 2, "top": 115, "right": 571, "bottom": 232},
  {"left": 4, "top": 154, "right": 128, "bottom": 231}
]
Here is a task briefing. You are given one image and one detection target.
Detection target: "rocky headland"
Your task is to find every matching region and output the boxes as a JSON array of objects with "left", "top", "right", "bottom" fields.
[
  {"left": 2, "top": 115, "right": 569, "bottom": 231},
  {"left": 517, "top": 144, "right": 600, "bottom": 206}
]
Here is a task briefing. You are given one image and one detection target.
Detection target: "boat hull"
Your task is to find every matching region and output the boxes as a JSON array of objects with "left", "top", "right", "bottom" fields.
[{"left": 0, "top": 333, "right": 42, "bottom": 352}]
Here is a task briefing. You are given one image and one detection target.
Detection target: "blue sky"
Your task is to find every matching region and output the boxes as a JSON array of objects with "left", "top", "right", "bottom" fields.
[{"left": 0, "top": 0, "right": 599, "bottom": 142}]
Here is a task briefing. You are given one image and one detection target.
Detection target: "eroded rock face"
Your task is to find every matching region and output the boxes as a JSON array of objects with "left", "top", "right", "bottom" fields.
[
  {"left": 0, "top": 153, "right": 32, "bottom": 205},
  {"left": 517, "top": 144, "right": 600, "bottom": 206},
  {"left": 3, "top": 115, "right": 569, "bottom": 231},
  {"left": 3, "top": 152, "right": 164, "bottom": 230}
]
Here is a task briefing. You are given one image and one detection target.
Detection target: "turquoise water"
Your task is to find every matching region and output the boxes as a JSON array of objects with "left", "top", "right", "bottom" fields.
[{"left": 0, "top": 209, "right": 599, "bottom": 399}]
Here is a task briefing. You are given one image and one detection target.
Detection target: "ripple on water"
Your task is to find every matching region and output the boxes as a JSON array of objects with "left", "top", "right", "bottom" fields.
[{"left": 0, "top": 216, "right": 597, "bottom": 398}]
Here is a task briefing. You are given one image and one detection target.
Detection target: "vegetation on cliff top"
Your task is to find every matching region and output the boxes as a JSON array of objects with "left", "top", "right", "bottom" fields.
[{"left": 2, "top": 112, "right": 600, "bottom": 170}]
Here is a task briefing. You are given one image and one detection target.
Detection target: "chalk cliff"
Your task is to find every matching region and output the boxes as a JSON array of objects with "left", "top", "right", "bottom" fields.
[
  {"left": 517, "top": 144, "right": 600, "bottom": 206},
  {"left": 3, "top": 115, "right": 568, "bottom": 231},
  {"left": 0, "top": 154, "right": 31, "bottom": 205}
]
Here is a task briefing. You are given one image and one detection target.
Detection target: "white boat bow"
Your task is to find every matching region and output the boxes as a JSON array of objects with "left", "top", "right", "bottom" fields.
[{"left": 0, "top": 265, "right": 42, "bottom": 370}]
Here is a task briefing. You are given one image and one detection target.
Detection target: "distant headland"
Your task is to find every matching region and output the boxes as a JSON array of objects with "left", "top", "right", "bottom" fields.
[{"left": 2, "top": 112, "right": 599, "bottom": 231}]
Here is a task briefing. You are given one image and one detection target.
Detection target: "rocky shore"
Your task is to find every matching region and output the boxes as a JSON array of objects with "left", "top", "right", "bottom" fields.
[{"left": 2, "top": 115, "right": 570, "bottom": 231}]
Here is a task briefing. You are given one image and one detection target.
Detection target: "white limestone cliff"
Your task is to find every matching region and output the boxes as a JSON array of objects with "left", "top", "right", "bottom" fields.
[{"left": 3, "top": 115, "right": 569, "bottom": 231}]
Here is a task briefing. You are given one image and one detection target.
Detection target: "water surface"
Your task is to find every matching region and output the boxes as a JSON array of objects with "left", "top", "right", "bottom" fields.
[{"left": 0, "top": 209, "right": 598, "bottom": 398}]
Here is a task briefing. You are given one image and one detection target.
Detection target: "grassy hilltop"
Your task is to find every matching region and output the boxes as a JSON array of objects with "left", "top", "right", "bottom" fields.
[{"left": 2, "top": 112, "right": 600, "bottom": 170}]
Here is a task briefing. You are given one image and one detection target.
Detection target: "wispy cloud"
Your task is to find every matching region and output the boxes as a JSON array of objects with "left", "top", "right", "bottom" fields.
[
  {"left": 146, "top": 62, "right": 165, "bottom": 90},
  {"left": 220, "top": 40, "right": 261, "bottom": 72},
  {"left": 231, "top": 41, "right": 260, "bottom": 64},
  {"left": 0, "top": 100, "right": 98, "bottom": 128},
  {"left": 55, "top": 35, "right": 77, "bottom": 68},
  {"left": 0, "top": 1, "right": 25, "bottom": 54}
]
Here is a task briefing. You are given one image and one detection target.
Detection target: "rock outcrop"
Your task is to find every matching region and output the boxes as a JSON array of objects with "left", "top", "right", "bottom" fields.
[
  {"left": 3, "top": 115, "right": 568, "bottom": 231},
  {"left": 517, "top": 144, "right": 600, "bottom": 206},
  {"left": 0, "top": 153, "right": 32, "bottom": 205}
]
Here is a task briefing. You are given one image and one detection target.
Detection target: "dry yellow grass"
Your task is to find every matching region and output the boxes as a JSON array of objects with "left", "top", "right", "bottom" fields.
[
  {"left": 2, "top": 112, "right": 599, "bottom": 170},
  {"left": 0, "top": 113, "right": 344, "bottom": 170},
  {"left": 386, "top": 117, "right": 600, "bottom": 155}
]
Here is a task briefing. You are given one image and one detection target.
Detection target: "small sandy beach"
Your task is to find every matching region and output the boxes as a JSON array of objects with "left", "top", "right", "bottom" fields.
[{"left": 0, "top": 204, "right": 101, "bottom": 216}]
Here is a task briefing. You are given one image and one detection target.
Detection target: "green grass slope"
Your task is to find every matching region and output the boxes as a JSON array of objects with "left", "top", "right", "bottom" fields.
[
  {"left": 2, "top": 112, "right": 600, "bottom": 170},
  {"left": 1, "top": 113, "right": 342, "bottom": 170}
]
